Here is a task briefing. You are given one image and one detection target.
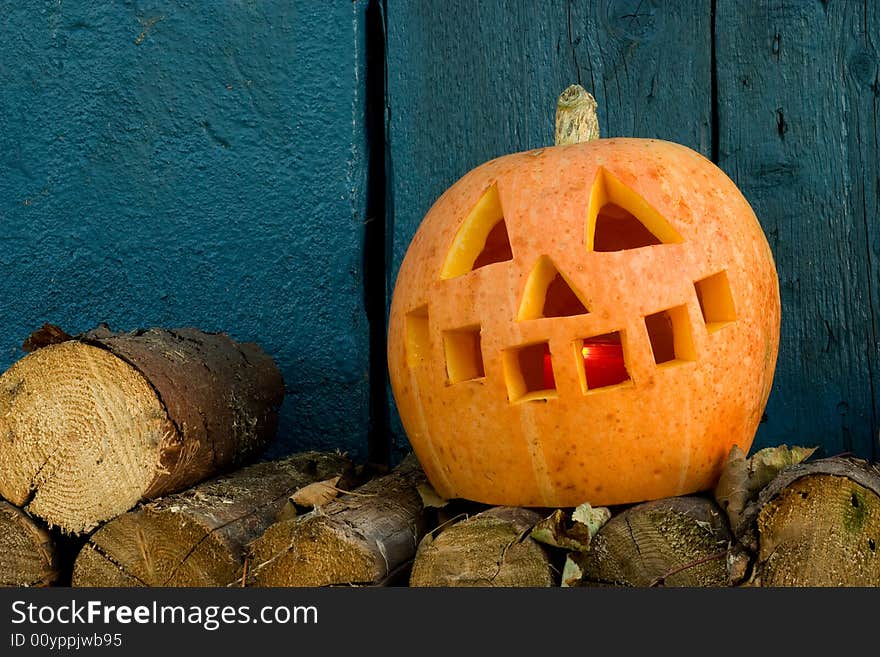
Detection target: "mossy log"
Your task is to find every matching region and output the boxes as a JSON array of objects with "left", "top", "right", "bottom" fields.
[
  {"left": 409, "top": 506, "right": 555, "bottom": 587},
  {"left": 0, "top": 501, "right": 61, "bottom": 587},
  {"left": 739, "top": 456, "right": 880, "bottom": 586},
  {"left": 246, "top": 456, "right": 427, "bottom": 587},
  {"left": 568, "top": 496, "right": 731, "bottom": 587},
  {"left": 71, "top": 451, "right": 353, "bottom": 587},
  {"left": 0, "top": 324, "right": 284, "bottom": 534}
]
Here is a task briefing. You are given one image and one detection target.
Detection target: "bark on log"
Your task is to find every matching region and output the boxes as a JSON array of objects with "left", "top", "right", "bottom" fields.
[
  {"left": 740, "top": 456, "right": 880, "bottom": 587},
  {"left": 246, "top": 456, "right": 427, "bottom": 587},
  {"left": 569, "top": 496, "right": 731, "bottom": 587},
  {"left": 0, "top": 325, "right": 284, "bottom": 534},
  {"left": 70, "top": 451, "right": 353, "bottom": 587},
  {"left": 409, "top": 506, "right": 555, "bottom": 587},
  {"left": 0, "top": 500, "right": 61, "bottom": 587}
]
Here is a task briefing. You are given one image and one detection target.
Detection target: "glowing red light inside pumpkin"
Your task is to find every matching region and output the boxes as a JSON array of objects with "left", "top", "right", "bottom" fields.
[
  {"left": 542, "top": 339, "right": 627, "bottom": 391},
  {"left": 543, "top": 346, "right": 555, "bottom": 389},
  {"left": 582, "top": 338, "right": 628, "bottom": 388}
]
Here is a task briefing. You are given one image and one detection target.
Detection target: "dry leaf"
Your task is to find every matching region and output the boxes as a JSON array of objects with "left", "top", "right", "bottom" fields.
[
  {"left": 290, "top": 476, "right": 341, "bottom": 508},
  {"left": 713, "top": 445, "right": 750, "bottom": 528},
  {"left": 749, "top": 444, "right": 817, "bottom": 490},
  {"left": 726, "top": 544, "right": 752, "bottom": 586},
  {"left": 274, "top": 500, "right": 298, "bottom": 523},
  {"left": 530, "top": 505, "right": 606, "bottom": 553},
  {"left": 531, "top": 510, "right": 572, "bottom": 549},
  {"left": 571, "top": 502, "right": 611, "bottom": 539},
  {"left": 714, "top": 444, "right": 817, "bottom": 529},
  {"left": 561, "top": 554, "right": 584, "bottom": 587},
  {"left": 417, "top": 482, "right": 449, "bottom": 509}
]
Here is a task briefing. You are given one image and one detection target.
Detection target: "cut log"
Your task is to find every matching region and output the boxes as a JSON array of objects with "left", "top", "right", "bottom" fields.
[
  {"left": 568, "top": 496, "right": 731, "bottom": 587},
  {"left": 70, "top": 451, "right": 353, "bottom": 587},
  {"left": 72, "top": 546, "right": 142, "bottom": 587},
  {"left": 409, "top": 506, "right": 555, "bottom": 587},
  {"left": 246, "top": 455, "right": 427, "bottom": 587},
  {"left": 0, "top": 325, "right": 284, "bottom": 534},
  {"left": 0, "top": 500, "right": 61, "bottom": 587},
  {"left": 741, "top": 456, "right": 880, "bottom": 587}
]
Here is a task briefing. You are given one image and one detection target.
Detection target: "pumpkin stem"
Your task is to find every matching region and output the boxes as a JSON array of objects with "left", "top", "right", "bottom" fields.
[{"left": 555, "top": 84, "right": 599, "bottom": 145}]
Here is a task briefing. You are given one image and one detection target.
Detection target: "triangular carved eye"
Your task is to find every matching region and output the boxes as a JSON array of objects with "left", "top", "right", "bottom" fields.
[
  {"left": 441, "top": 184, "right": 513, "bottom": 279},
  {"left": 587, "top": 167, "right": 683, "bottom": 252},
  {"left": 518, "top": 256, "right": 590, "bottom": 321}
]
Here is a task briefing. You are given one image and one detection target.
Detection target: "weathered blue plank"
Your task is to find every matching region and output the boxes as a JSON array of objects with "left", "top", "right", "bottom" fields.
[
  {"left": 717, "top": 0, "right": 879, "bottom": 460},
  {"left": 0, "top": 1, "right": 372, "bottom": 458},
  {"left": 386, "top": 0, "right": 713, "bottom": 283},
  {"left": 385, "top": 0, "right": 713, "bottom": 452}
]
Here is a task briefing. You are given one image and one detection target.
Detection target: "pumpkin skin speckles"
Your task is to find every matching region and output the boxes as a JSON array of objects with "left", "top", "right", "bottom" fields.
[{"left": 388, "top": 138, "right": 780, "bottom": 509}]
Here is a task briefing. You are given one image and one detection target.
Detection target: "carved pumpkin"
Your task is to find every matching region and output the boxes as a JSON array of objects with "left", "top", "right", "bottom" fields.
[{"left": 387, "top": 87, "right": 780, "bottom": 508}]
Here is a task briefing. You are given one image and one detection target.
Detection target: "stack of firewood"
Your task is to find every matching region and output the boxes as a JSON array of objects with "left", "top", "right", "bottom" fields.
[
  {"left": 1, "top": 325, "right": 878, "bottom": 587},
  {"left": 402, "top": 445, "right": 880, "bottom": 588}
]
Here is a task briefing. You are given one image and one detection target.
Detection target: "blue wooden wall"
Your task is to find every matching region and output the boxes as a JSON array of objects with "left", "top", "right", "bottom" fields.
[{"left": 1, "top": 1, "right": 878, "bottom": 464}]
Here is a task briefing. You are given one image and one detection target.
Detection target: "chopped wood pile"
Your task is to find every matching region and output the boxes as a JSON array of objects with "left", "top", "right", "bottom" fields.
[
  {"left": 0, "top": 324, "right": 283, "bottom": 534},
  {"left": 1, "top": 325, "right": 878, "bottom": 588},
  {"left": 72, "top": 451, "right": 357, "bottom": 587}
]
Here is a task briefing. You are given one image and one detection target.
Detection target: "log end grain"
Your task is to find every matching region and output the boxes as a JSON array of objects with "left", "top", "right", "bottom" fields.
[
  {"left": 247, "top": 515, "right": 380, "bottom": 587},
  {"left": 0, "top": 501, "right": 61, "bottom": 587},
  {"left": 409, "top": 506, "right": 555, "bottom": 587},
  {"left": 246, "top": 456, "right": 428, "bottom": 587},
  {"left": 0, "top": 327, "right": 285, "bottom": 534},
  {"left": 0, "top": 342, "right": 173, "bottom": 534},
  {"left": 573, "top": 496, "right": 731, "bottom": 587},
  {"left": 73, "top": 510, "right": 225, "bottom": 588},
  {"left": 754, "top": 472, "right": 880, "bottom": 586},
  {"left": 71, "top": 544, "right": 144, "bottom": 588},
  {"left": 72, "top": 451, "right": 354, "bottom": 587}
]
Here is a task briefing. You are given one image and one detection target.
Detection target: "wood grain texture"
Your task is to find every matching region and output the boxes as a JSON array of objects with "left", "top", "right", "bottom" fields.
[
  {"left": 245, "top": 455, "right": 427, "bottom": 587},
  {"left": 71, "top": 452, "right": 354, "bottom": 587},
  {"left": 0, "top": 327, "right": 285, "bottom": 534},
  {"left": 728, "top": 456, "right": 880, "bottom": 586},
  {"left": 570, "top": 496, "right": 731, "bottom": 587},
  {"left": 0, "top": 501, "right": 61, "bottom": 587},
  {"left": 716, "top": 1, "right": 880, "bottom": 460},
  {"left": 755, "top": 474, "right": 880, "bottom": 586},
  {"left": 409, "top": 506, "right": 555, "bottom": 587}
]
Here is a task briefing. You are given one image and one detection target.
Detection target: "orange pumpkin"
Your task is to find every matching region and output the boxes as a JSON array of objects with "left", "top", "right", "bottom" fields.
[{"left": 387, "top": 87, "right": 780, "bottom": 508}]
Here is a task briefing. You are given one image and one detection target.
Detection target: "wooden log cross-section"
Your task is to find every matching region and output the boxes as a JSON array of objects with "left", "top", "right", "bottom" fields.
[
  {"left": 0, "top": 325, "right": 284, "bottom": 534},
  {"left": 568, "top": 496, "right": 732, "bottom": 587},
  {"left": 734, "top": 456, "right": 880, "bottom": 587},
  {"left": 72, "top": 451, "right": 354, "bottom": 587},
  {"left": 245, "top": 455, "right": 428, "bottom": 587},
  {"left": 409, "top": 506, "right": 556, "bottom": 587},
  {"left": 0, "top": 501, "right": 61, "bottom": 587}
]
